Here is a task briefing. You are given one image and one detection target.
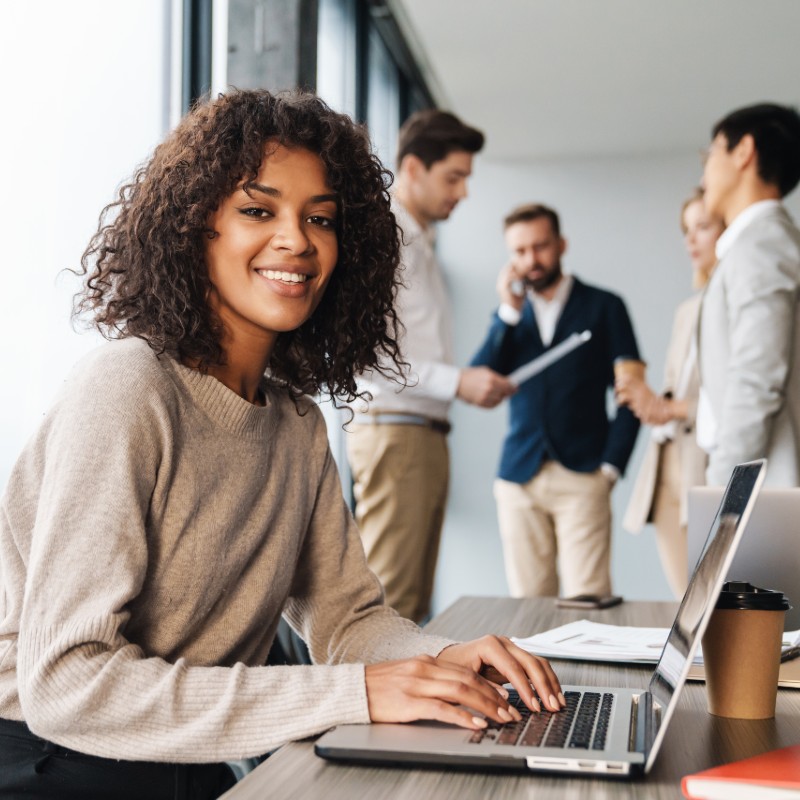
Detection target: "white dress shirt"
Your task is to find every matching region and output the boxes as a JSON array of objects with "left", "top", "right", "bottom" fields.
[
  {"left": 352, "top": 198, "right": 460, "bottom": 421},
  {"left": 497, "top": 274, "right": 619, "bottom": 481},
  {"left": 497, "top": 274, "right": 574, "bottom": 346},
  {"left": 696, "top": 199, "right": 783, "bottom": 452}
]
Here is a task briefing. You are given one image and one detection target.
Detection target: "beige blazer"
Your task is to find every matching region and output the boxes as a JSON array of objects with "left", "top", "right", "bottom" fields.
[
  {"left": 699, "top": 205, "right": 800, "bottom": 487},
  {"left": 623, "top": 293, "right": 708, "bottom": 533}
]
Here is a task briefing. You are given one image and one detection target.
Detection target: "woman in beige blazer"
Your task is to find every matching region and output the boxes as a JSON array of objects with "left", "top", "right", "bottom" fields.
[{"left": 617, "top": 191, "right": 724, "bottom": 597}]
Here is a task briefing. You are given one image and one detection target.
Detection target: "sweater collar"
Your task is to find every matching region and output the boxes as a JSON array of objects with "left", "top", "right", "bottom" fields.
[{"left": 165, "top": 356, "right": 279, "bottom": 439}]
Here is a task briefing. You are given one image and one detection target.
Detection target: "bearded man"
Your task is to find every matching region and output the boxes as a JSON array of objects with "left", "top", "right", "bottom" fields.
[{"left": 471, "top": 203, "right": 641, "bottom": 598}]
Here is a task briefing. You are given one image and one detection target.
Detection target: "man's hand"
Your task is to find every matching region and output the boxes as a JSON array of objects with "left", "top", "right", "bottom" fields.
[
  {"left": 457, "top": 366, "right": 515, "bottom": 408},
  {"left": 496, "top": 262, "right": 525, "bottom": 311}
]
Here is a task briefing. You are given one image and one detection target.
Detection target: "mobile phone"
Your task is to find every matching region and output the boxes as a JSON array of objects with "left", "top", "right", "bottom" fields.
[
  {"left": 510, "top": 279, "right": 525, "bottom": 298},
  {"left": 554, "top": 594, "right": 623, "bottom": 610}
]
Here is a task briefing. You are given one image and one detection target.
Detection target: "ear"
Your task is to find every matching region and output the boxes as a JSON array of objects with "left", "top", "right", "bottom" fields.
[
  {"left": 401, "top": 153, "right": 426, "bottom": 181},
  {"left": 558, "top": 236, "right": 568, "bottom": 257},
  {"left": 732, "top": 133, "right": 757, "bottom": 171}
]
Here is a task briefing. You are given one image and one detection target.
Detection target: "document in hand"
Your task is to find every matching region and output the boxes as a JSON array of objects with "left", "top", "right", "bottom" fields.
[
  {"left": 512, "top": 619, "right": 800, "bottom": 666},
  {"left": 507, "top": 330, "right": 591, "bottom": 387},
  {"left": 681, "top": 744, "right": 800, "bottom": 799}
]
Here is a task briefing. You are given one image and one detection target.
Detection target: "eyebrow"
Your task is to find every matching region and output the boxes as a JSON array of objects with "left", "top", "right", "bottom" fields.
[{"left": 243, "top": 182, "right": 339, "bottom": 204}]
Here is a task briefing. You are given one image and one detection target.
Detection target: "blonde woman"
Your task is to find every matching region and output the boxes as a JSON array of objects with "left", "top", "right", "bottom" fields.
[{"left": 618, "top": 190, "right": 724, "bottom": 597}]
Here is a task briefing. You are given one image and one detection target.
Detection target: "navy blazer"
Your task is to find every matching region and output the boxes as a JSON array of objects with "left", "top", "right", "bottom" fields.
[{"left": 471, "top": 277, "right": 641, "bottom": 484}]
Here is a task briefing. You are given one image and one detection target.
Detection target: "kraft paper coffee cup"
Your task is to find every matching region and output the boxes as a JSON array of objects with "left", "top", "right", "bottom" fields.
[
  {"left": 702, "top": 581, "right": 790, "bottom": 719},
  {"left": 613, "top": 356, "right": 646, "bottom": 382}
]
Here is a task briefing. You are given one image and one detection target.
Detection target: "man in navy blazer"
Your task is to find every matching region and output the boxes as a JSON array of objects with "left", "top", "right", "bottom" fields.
[{"left": 471, "top": 203, "right": 641, "bottom": 598}]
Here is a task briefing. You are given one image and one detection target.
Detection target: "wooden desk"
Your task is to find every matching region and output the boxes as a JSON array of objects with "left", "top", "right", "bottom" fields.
[{"left": 223, "top": 597, "right": 800, "bottom": 799}]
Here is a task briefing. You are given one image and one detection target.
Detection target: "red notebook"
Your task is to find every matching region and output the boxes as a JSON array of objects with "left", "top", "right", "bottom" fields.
[{"left": 682, "top": 744, "right": 800, "bottom": 799}]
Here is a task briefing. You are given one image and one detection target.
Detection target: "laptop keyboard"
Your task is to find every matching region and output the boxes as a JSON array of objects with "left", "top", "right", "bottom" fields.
[{"left": 468, "top": 689, "right": 615, "bottom": 750}]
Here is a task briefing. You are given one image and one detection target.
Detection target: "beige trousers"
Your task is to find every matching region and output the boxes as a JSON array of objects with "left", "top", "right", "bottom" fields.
[
  {"left": 347, "top": 423, "right": 449, "bottom": 623},
  {"left": 494, "top": 461, "right": 612, "bottom": 598},
  {"left": 651, "top": 440, "right": 689, "bottom": 599}
]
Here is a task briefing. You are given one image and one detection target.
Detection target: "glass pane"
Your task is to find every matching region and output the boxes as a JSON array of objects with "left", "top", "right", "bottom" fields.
[
  {"left": 367, "top": 27, "right": 400, "bottom": 170},
  {"left": 317, "top": 0, "right": 357, "bottom": 117}
]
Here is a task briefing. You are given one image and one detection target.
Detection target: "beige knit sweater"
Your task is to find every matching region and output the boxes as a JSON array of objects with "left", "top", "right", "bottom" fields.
[{"left": 0, "top": 338, "right": 453, "bottom": 762}]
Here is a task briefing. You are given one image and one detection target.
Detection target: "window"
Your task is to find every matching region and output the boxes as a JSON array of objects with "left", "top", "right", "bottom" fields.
[{"left": 317, "top": 0, "right": 358, "bottom": 117}]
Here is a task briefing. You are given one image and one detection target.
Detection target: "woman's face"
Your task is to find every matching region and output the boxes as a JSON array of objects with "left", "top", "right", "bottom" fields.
[
  {"left": 682, "top": 198, "right": 724, "bottom": 284},
  {"left": 205, "top": 144, "right": 339, "bottom": 353}
]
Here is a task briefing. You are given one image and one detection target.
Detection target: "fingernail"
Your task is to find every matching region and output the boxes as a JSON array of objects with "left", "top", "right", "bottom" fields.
[
  {"left": 549, "top": 694, "right": 558, "bottom": 710},
  {"left": 495, "top": 686, "right": 509, "bottom": 699},
  {"left": 509, "top": 706, "right": 522, "bottom": 722},
  {"left": 497, "top": 706, "right": 513, "bottom": 722},
  {"left": 530, "top": 695, "right": 541, "bottom": 712},
  {"left": 472, "top": 716, "right": 488, "bottom": 729},
  {"left": 558, "top": 692, "right": 566, "bottom": 706}
]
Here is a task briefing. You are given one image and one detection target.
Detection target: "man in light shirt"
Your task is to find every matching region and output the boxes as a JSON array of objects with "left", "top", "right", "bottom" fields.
[
  {"left": 347, "top": 110, "right": 514, "bottom": 622},
  {"left": 471, "top": 204, "right": 640, "bottom": 598},
  {"left": 697, "top": 103, "right": 800, "bottom": 486}
]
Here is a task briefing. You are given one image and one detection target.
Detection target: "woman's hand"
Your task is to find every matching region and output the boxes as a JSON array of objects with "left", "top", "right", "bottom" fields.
[
  {"left": 364, "top": 637, "right": 565, "bottom": 732},
  {"left": 365, "top": 654, "right": 526, "bottom": 730},
  {"left": 615, "top": 376, "right": 673, "bottom": 425},
  {"left": 438, "top": 636, "right": 564, "bottom": 714}
]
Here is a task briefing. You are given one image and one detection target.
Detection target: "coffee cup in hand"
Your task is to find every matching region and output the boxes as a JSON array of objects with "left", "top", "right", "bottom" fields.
[{"left": 613, "top": 356, "right": 646, "bottom": 382}]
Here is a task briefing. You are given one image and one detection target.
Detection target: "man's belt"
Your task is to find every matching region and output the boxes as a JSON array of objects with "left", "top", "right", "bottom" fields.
[{"left": 354, "top": 412, "right": 451, "bottom": 435}]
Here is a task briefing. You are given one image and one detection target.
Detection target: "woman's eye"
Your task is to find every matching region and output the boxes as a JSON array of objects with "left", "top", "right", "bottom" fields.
[
  {"left": 240, "top": 207, "right": 271, "bottom": 218},
  {"left": 308, "top": 215, "right": 337, "bottom": 230}
]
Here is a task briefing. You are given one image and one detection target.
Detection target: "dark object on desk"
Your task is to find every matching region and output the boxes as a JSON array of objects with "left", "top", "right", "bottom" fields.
[
  {"left": 681, "top": 743, "right": 800, "bottom": 799},
  {"left": 555, "top": 594, "right": 623, "bottom": 610},
  {"left": 315, "top": 460, "right": 766, "bottom": 779}
]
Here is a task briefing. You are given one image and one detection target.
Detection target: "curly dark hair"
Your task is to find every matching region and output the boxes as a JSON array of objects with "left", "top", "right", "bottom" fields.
[{"left": 75, "top": 89, "right": 404, "bottom": 402}]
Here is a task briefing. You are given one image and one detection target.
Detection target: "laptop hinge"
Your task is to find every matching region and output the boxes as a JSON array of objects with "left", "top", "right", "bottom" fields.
[{"left": 629, "top": 691, "right": 657, "bottom": 756}]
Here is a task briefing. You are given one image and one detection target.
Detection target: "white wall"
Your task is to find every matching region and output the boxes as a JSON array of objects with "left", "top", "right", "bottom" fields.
[
  {"left": 0, "top": 1, "right": 171, "bottom": 490},
  {"left": 431, "top": 151, "right": 800, "bottom": 612}
]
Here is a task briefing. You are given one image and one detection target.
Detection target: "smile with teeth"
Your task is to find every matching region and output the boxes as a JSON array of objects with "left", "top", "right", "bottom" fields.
[{"left": 258, "top": 269, "right": 309, "bottom": 284}]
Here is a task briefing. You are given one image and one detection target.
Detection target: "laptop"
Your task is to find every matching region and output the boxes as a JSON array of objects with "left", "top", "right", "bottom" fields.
[
  {"left": 315, "top": 459, "right": 766, "bottom": 778},
  {"left": 688, "top": 486, "right": 800, "bottom": 630}
]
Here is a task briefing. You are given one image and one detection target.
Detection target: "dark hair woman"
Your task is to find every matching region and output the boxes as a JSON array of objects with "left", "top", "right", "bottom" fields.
[{"left": 0, "top": 89, "right": 562, "bottom": 799}]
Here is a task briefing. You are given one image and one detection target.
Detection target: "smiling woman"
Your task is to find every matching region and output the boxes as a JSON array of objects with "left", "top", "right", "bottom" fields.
[
  {"left": 77, "top": 90, "right": 402, "bottom": 404},
  {"left": 0, "top": 89, "right": 563, "bottom": 799},
  {"left": 203, "top": 144, "right": 341, "bottom": 403}
]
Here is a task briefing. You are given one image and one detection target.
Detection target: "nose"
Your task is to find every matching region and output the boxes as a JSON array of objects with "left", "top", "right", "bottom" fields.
[
  {"left": 456, "top": 180, "right": 468, "bottom": 201},
  {"left": 270, "top": 214, "right": 312, "bottom": 255}
]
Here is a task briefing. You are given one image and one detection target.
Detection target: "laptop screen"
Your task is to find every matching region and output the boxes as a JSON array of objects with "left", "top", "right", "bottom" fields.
[{"left": 644, "top": 460, "right": 765, "bottom": 768}]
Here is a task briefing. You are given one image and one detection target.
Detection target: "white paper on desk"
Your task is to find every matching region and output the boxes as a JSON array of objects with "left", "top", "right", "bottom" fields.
[
  {"left": 512, "top": 620, "right": 677, "bottom": 664},
  {"left": 507, "top": 330, "right": 592, "bottom": 388},
  {"left": 512, "top": 620, "right": 800, "bottom": 666}
]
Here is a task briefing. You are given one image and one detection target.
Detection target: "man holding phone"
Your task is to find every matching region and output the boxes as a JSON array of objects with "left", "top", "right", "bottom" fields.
[{"left": 471, "top": 203, "right": 641, "bottom": 599}]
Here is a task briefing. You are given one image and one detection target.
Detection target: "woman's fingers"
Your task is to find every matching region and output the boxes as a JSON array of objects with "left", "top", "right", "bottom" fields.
[
  {"left": 365, "top": 656, "right": 522, "bottom": 729},
  {"left": 439, "top": 636, "right": 565, "bottom": 713},
  {"left": 365, "top": 636, "right": 567, "bottom": 734}
]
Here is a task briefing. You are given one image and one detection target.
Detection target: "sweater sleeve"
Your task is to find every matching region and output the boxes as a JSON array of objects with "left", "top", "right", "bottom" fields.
[
  {"left": 282, "top": 420, "right": 455, "bottom": 665},
  {"left": 13, "top": 353, "right": 414, "bottom": 763}
]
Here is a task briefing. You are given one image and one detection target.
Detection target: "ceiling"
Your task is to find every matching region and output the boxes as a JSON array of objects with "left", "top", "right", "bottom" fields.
[{"left": 393, "top": 0, "right": 800, "bottom": 161}]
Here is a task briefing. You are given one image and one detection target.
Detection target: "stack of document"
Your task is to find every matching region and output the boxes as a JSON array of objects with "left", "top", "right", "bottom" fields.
[{"left": 512, "top": 620, "right": 800, "bottom": 666}]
